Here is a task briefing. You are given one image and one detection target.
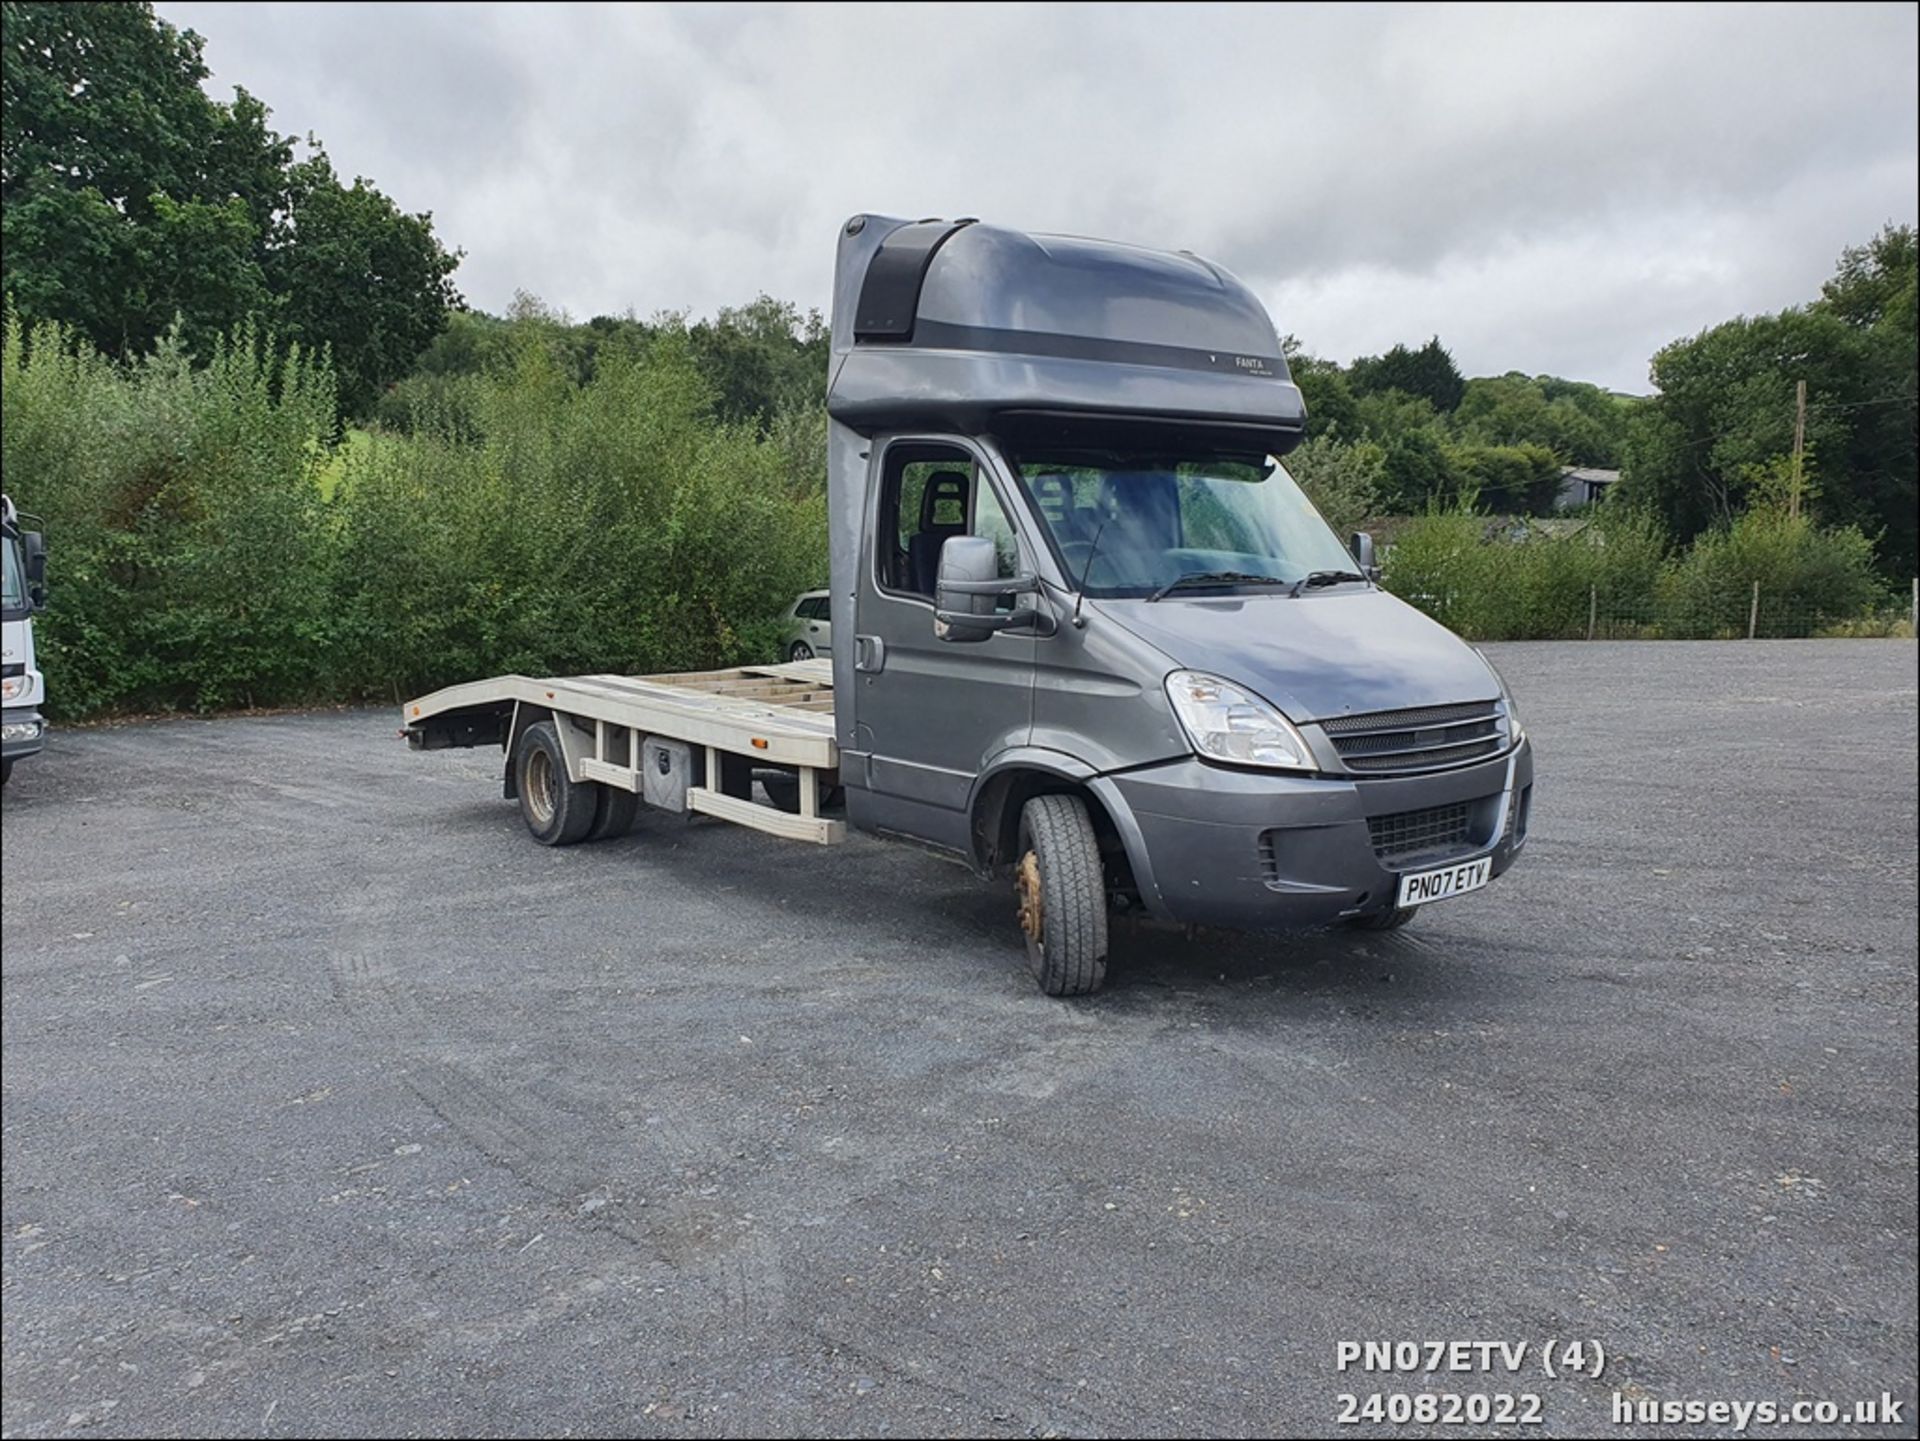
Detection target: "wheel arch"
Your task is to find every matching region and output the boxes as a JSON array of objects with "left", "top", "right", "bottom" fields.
[
  {"left": 503, "top": 702, "right": 594, "bottom": 797},
  {"left": 967, "top": 750, "right": 1143, "bottom": 906}
]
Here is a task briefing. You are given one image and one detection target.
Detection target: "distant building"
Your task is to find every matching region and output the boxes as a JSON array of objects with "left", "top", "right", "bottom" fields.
[{"left": 1557, "top": 467, "right": 1619, "bottom": 511}]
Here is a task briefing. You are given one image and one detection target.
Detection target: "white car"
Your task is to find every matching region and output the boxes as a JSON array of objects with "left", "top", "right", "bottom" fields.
[{"left": 779, "top": 589, "right": 831, "bottom": 661}]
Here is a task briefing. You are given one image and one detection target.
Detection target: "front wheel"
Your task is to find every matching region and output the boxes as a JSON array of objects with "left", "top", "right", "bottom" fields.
[
  {"left": 787, "top": 641, "right": 814, "bottom": 662},
  {"left": 1014, "top": 794, "right": 1109, "bottom": 996}
]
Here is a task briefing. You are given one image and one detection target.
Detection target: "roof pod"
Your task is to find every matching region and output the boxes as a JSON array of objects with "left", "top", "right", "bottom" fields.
[{"left": 826, "top": 215, "right": 1307, "bottom": 453}]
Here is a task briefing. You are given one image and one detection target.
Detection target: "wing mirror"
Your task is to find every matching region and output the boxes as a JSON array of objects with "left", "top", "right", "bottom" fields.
[
  {"left": 23, "top": 531, "right": 48, "bottom": 609},
  {"left": 934, "top": 536, "right": 1054, "bottom": 642},
  {"left": 1349, "top": 530, "right": 1380, "bottom": 582}
]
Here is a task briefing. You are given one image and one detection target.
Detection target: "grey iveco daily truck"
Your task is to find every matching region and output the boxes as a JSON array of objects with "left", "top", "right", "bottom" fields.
[{"left": 404, "top": 215, "right": 1535, "bottom": 995}]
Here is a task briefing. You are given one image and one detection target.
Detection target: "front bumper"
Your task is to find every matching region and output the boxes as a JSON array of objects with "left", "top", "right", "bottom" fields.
[
  {"left": 2, "top": 708, "right": 47, "bottom": 761},
  {"left": 1096, "top": 738, "right": 1533, "bottom": 930}
]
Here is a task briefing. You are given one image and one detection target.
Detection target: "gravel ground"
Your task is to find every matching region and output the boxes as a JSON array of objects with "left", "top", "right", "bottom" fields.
[{"left": 2, "top": 641, "right": 1915, "bottom": 1439}]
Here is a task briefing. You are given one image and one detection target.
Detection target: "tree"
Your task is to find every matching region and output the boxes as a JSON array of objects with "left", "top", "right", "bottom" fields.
[
  {"left": 1282, "top": 433, "right": 1383, "bottom": 534},
  {"left": 1280, "top": 339, "right": 1360, "bottom": 441},
  {"left": 1622, "top": 227, "right": 1915, "bottom": 573},
  {"left": 1, "top": 2, "right": 289, "bottom": 353},
  {"left": 1451, "top": 443, "right": 1564, "bottom": 515},
  {"left": 685, "top": 296, "right": 829, "bottom": 431},
  {"left": 1378, "top": 429, "right": 1459, "bottom": 511},
  {"left": 1814, "top": 223, "right": 1918, "bottom": 576},
  {"left": 1454, "top": 372, "right": 1628, "bottom": 467},
  {"left": 1349, "top": 336, "right": 1466, "bottom": 412},
  {"left": 270, "top": 154, "right": 463, "bottom": 417},
  {"left": 1818, "top": 224, "right": 1918, "bottom": 328},
  {"left": 2, "top": 1, "right": 461, "bottom": 415}
]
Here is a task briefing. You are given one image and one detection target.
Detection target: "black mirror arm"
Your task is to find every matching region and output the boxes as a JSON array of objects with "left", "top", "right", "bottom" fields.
[
  {"left": 934, "top": 602, "right": 1056, "bottom": 638},
  {"left": 934, "top": 571, "right": 1042, "bottom": 599}
]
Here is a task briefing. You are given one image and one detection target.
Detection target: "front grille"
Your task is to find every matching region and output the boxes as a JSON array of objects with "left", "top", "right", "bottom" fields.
[
  {"left": 1322, "top": 700, "right": 1506, "bottom": 774},
  {"left": 1367, "top": 801, "right": 1475, "bottom": 864}
]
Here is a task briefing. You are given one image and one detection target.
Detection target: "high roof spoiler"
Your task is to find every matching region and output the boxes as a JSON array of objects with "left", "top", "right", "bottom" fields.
[{"left": 827, "top": 215, "right": 1307, "bottom": 453}]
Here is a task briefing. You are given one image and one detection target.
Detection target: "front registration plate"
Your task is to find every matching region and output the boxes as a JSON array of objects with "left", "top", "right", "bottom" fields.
[{"left": 1396, "top": 856, "right": 1492, "bottom": 909}]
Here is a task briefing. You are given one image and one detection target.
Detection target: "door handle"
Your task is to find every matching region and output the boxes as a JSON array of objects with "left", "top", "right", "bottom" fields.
[{"left": 854, "top": 635, "right": 886, "bottom": 673}]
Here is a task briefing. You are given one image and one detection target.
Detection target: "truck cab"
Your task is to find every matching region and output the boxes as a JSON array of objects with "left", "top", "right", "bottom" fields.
[
  {"left": 1, "top": 494, "right": 49, "bottom": 784},
  {"left": 825, "top": 217, "right": 1533, "bottom": 990}
]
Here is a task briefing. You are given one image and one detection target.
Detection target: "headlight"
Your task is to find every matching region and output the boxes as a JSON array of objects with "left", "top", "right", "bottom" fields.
[
  {"left": 1477, "top": 651, "right": 1524, "bottom": 743},
  {"left": 1164, "top": 670, "right": 1315, "bottom": 771},
  {"left": 0, "top": 675, "right": 25, "bottom": 703}
]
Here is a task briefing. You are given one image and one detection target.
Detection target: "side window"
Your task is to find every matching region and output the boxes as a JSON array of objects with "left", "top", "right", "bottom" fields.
[
  {"left": 876, "top": 442, "right": 1025, "bottom": 603},
  {"left": 878, "top": 444, "right": 976, "bottom": 600}
]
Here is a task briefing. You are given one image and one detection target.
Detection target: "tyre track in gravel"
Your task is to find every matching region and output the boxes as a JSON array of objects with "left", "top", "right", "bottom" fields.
[{"left": 324, "top": 867, "right": 790, "bottom": 1349}]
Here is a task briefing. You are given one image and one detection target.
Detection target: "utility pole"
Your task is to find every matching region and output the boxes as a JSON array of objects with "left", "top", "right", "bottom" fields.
[{"left": 1790, "top": 379, "right": 1807, "bottom": 520}]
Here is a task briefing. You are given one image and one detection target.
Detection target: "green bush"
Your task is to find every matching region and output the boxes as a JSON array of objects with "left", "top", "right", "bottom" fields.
[
  {"left": 1382, "top": 498, "right": 1889, "bottom": 640},
  {"left": 1657, "top": 507, "right": 1884, "bottom": 638},
  {"left": 3, "top": 313, "right": 827, "bottom": 719},
  {"left": 331, "top": 329, "right": 827, "bottom": 700},
  {"left": 1383, "top": 504, "right": 1668, "bottom": 640},
  {"left": 1282, "top": 432, "right": 1382, "bottom": 536},
  {"left": 2, "top": 315, "right": 337, "bottom": 714}
]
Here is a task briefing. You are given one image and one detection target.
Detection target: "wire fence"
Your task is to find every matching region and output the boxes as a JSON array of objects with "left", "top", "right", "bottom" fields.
[{"left": 1396, "top": 580, "right": 1919, "bottom": 642}]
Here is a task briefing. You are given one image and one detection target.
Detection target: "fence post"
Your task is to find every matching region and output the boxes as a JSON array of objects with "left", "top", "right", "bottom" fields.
[
  {"left": 1587, "top": 586, "right": 1597, "bottom": 641},
  {"left": 1912, "top": 577, "right": 1917, "bottom": 636},
  {"left": 1748, "top": 580, "right": 1760, "bottom": 640}
]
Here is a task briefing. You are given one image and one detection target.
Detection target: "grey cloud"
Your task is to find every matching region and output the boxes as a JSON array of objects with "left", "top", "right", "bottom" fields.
[{"left": 160, "top": 1, "right": 1917, "bottom": 391}]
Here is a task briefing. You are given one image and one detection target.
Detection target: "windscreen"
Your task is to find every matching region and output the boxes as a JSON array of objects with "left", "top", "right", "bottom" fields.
[
  {"left": 1, "top": 536, "right": 24, "bottom": 615},
  {"left": 1006, "top": 449, "right": 1358, "bottom": 597}
]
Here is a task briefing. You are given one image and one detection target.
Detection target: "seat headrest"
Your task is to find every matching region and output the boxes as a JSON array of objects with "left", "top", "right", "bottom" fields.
[{"left": 921, "top": 469, "right": 971, "bottom": 529}]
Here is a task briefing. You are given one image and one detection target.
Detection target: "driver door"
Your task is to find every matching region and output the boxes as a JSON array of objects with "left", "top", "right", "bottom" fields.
[{"left": 847, "top": 436, "right": 1036, "bottom": 853}]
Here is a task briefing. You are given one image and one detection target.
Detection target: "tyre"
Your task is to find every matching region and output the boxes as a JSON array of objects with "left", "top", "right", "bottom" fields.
[
  {"left": 0, "top": 760, "right": 10, "bottom": 787},
  {"left": 1014, "top": 793, "right": 1109, "bottom": 996},
  {"left": 759, "top": 770, "right": 845, "bottom": 814},
  {"left": 515, "top": 720, "right": 595, "bottom": 846},
  {"left": 788, "top": 640, "right": 815, "bottom": 662},
  {"left": 1348, "top": 905, "right": 1417, "bottom": 931},
  {"left": 586, "top": 783, "right": 639, "bottom": 842}
]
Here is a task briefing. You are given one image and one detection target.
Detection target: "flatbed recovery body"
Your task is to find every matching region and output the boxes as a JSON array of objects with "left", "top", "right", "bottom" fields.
[{"left": 405, "top": 659, "right": 844, "bottom": 844}]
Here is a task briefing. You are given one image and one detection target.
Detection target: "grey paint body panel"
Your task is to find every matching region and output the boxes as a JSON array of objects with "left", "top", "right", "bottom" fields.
[
  {"left": 819, "top": 212, "right": 1534, "bottom": 929},
  {"left": 828, "top": 218, "right": 1307, "bottom": 442},
  {"left": 1089, "top": 588, "right": 1501, "bottom": 722}
]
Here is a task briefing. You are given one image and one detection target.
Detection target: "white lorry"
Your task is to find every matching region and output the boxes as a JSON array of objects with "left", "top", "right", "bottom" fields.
[{"left": 1, "top": 494, "right": 49, "bottom": 784}]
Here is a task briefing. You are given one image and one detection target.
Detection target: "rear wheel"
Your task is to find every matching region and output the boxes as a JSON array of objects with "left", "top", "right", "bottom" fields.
[
  {"left": 515, "top": 721, "right": 595, "bottom": 846},
  {"left": 759, "top": 770, "right": 844, "bottom": 814},
  {"left": 1014, "top": 794, "right": 1109, "bottom": 996},
  {"left": 586, "top": 783, "right": 639, "bottom": 842},
  {"left": 788, "top": 640, "right": 815, "bottom": 662},
  {"left": 1348, "top": 906, "right": 1417, "bottom": 931}
]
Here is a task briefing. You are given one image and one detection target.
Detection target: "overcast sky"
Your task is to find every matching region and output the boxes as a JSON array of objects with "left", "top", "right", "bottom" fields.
[{"left": 158, "top": 1, "right": 1917, "bottom": 393}]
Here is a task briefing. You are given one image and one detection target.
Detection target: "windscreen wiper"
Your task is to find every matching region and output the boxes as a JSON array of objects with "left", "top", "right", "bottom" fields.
[
  {"left": 1290, "top": 569, "right": 1368, "bottom": 597},
  {"left": 1146, "top": 571, "right": 1290, "bottom": 602}
]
